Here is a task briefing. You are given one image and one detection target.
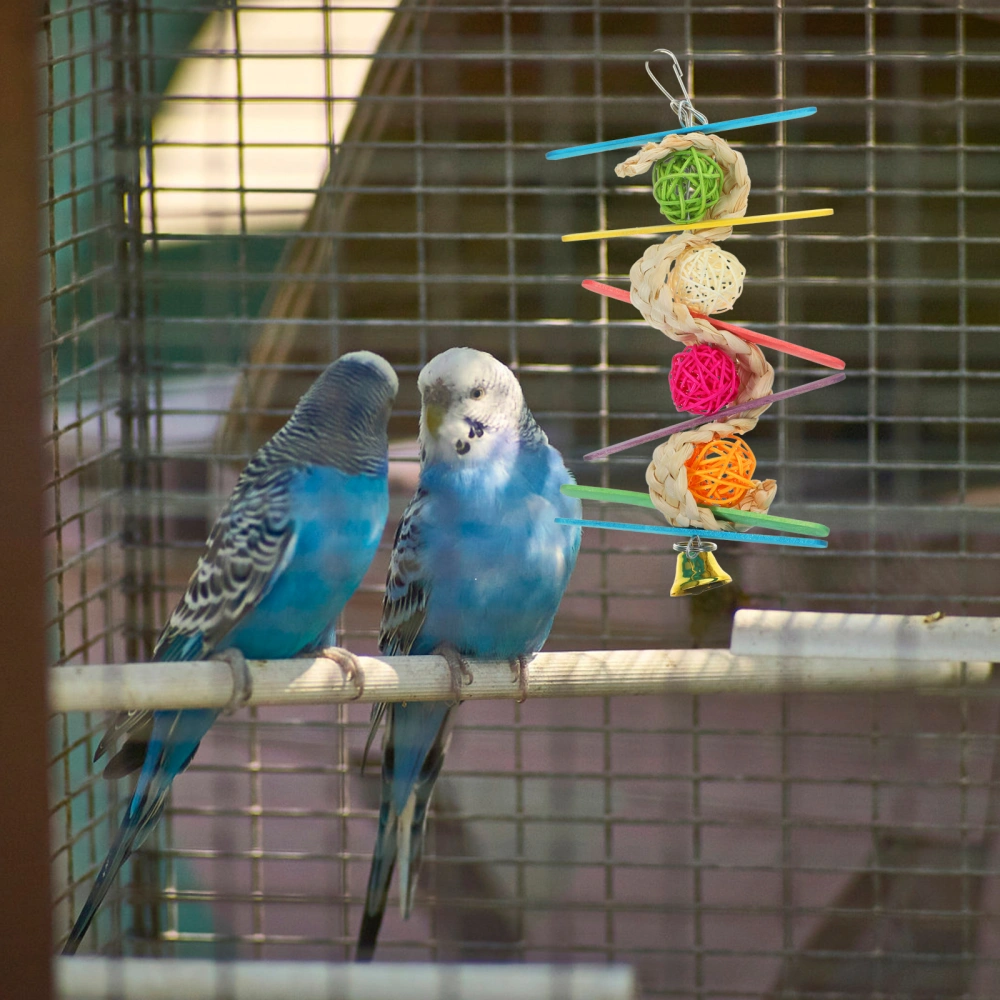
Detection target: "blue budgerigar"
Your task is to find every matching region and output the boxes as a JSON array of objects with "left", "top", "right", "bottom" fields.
[
  {"left": 63, "top": 351, "right": 399, "bottom": 954},
  {"left": 356, "top": 347, "right": 581, "bottom": 960}
]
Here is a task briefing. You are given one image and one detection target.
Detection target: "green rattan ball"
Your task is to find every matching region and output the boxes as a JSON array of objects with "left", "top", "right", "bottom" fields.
[{"left": 652, "top": 148, "right": 724, "bottom": 225}]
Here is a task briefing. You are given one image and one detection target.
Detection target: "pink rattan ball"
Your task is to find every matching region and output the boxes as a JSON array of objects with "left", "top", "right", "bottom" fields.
[{"left": 669, "top": 343, "right": 740, "bottom": 415}]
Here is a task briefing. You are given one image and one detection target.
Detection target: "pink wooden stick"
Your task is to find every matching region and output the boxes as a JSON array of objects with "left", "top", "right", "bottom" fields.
[
  {"left": 581, "top": 279, "right": 846, "bottom": 371},
  {"left": 584, "top": 371, "right": 846, "bottom": 461},
  {"left": 582, "top": 279, "right": 634, "bottom": 303}
]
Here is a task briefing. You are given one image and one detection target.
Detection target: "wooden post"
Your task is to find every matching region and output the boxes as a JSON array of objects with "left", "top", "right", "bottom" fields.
[{"left": 0, "top": 0, "right": 53, "bottom": 995}]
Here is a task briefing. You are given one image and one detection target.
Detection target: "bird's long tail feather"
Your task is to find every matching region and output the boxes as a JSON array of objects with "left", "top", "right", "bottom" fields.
[
  {"left": 356, "top": 701, "right": 454, "bottom": 962},
  {"left": 355, "top": 796, "right": 399, "bottom": 962},
  {"left": 62, "top": 709, "right": 215, "bottom": 954}
]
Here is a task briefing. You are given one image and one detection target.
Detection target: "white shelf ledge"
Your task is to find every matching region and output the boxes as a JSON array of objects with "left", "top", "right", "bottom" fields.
[
  {"left": 732, "top": 610, "right": 1000, "bottom": 662},
  {"left": 57, "top": 957, "right": 634, "bottom": 1000}
]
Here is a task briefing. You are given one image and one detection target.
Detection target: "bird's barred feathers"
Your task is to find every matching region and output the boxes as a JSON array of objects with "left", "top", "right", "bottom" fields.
[
  {"left": 155, "top": 462, "right": 298, "bottom": 657},
  {"left": 262, "top": 352, "right": 398, "bottom": 476},
  {"left": 516, "top": 400, "right": 547, "bottom": 449},
  {"left": 378, "top": 487, "right": 430, "bottom": 658}
]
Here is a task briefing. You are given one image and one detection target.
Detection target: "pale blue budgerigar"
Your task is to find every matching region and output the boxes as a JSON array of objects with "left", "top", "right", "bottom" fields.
[
  {"left": 356, "top": 347, "right": 582, "bottom": 960},
  {"left": 63, "top": 351, "right": 398, "bottom": 954}
]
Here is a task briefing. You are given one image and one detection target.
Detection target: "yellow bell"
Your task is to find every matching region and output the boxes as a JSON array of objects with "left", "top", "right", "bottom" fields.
[{"left": 670, "top": 538, "right": 732, "bottom": 597}]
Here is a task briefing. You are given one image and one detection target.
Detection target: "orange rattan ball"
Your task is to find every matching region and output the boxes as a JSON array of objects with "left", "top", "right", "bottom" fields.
[{"left": 684, "top": 436, "right": 757, "bottom": 507}]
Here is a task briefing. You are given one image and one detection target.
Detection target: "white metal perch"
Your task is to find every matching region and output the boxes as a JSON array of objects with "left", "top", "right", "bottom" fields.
[
  {"left": 57, "top": 957, "right": 635, "bottom": 1000},
  {"left": 49, "top": 647, "right": 993, "bottom": 715}
]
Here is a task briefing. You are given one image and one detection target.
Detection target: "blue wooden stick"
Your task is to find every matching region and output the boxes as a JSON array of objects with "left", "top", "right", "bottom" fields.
[
  {"left": 545, "top": 107, "right": 818, "bottom": 161},
  {"left": 555, "top": 517, "right": 828, "bottom": 548}
]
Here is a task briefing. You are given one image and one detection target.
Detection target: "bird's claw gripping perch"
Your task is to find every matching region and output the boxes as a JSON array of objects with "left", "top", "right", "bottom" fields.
[
  {"left": 319, "top": 646, "right": 365, "bottom": 701},
  {"left": 215, "top": 648, "right": 253, "bottom": 714},
  {"left": 434, "top": 642, "right": 474, "bottom": 702},
  {"left": 510, "top": 654, "right": 530, "bottom": 703}
]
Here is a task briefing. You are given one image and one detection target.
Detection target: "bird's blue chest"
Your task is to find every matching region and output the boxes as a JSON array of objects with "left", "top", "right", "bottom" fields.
[
  {"left": 221, "top": 466, "right": 388, "bottom": 659},
  {"left": 417, "top": 454, "right": 580, "bottom": 659}
]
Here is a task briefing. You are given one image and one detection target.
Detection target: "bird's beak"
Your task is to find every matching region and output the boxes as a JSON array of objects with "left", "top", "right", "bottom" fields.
[{"left": 424, "top": 403, "right": 445, "bottom": 437}]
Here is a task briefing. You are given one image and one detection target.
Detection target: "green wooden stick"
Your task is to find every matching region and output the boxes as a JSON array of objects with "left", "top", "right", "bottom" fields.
[
  {"left": 707, "top": 506, "right": 829, "bottom": 537},
  {"left": 563, "top": 484, "right": 656, "bottom": 508},
  {"left": 560, "top": 484, "right": 830, "bottom": 538}
]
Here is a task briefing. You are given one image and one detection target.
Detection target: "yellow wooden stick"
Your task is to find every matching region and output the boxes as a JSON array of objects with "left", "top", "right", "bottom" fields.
[{"left": 562, "top": 208, "right": 834, "bottom": 242}]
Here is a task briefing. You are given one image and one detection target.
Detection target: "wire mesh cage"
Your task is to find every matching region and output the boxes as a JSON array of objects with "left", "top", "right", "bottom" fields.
[{"left": 40, "top": 1, "right": 1000, "bottom": 996}]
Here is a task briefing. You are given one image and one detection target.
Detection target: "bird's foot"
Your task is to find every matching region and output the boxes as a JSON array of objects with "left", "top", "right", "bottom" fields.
[
  {"left": 509, "top": 654, "right": 530, "bottom": 704},
  {"left": 433, "top": 642, "right": 474, "bottom": 703},
  {"left": 215, "top": 648, "right": 253, "bottom": 714},
  {"left": 318, "top": 646, "right": 365, "bottom": 701}
]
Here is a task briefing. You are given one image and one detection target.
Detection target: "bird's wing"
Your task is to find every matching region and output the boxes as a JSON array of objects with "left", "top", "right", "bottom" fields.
[
  {"left": 95, "top": 463, "right": 301, "bottom": 774},
  {"left": 155, "top": 462, "right": 301, "bottom": 658},
  {"left": 378, "top": 486, "right": 431, "bottom": 658},
  {"left": 362, "top": 487, "right": 432, "bottom": 771},
  {"left": 360, "top": 487, "right": 454, "bottom": 959}
]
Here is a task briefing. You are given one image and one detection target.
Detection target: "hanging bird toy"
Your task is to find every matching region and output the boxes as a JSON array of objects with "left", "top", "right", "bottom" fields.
[{"left": 547, "top": 49, "right": 848, "bottom": 594}]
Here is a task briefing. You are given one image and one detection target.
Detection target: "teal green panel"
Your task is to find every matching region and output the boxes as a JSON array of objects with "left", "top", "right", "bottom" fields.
[
  {"left": 144, "top": 237, "right": 287, "bottom": 370},
  {"left": 47, "top": 1, "right": 214, "bottom": 351}
]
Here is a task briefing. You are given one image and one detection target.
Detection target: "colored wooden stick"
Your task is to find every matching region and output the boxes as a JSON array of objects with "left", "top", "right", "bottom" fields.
[
  {"left": 563, "top": 208, "right": 833, "bottom": 243},
  {"left": 708, "top": 506, "right": 830, "bottom": 537},
  {"left": 556, "top": 517, "right": 828, "bottom": 548},
  {"left": 560, "top": 485, "right": 829, "bottom": 538},
  {"left": 581, "top": 279, "right": 846, "bottom": 371},
  {"left": 690, "top": 316, "right": 845, "bottom": 370},
  {"left": 563, "top": 484, "right": 658, "bottom": 508},
  {"left": 545, "top": 106, "right": 818, "bottom": 161},
  {"left": 583, "top": 372, "right": 845, "bottom": 460},
  {"left": 582, "top": 279, "right": 634, "bottom": 304}
]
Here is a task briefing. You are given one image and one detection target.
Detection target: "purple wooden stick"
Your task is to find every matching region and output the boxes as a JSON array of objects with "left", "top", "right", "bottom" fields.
[{"left": 585, "top": 372, "right": 846, "bottom": 461}]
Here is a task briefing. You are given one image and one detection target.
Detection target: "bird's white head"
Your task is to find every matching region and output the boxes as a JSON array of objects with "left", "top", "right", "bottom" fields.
[{"left": 417, "top": 347, "right": 542, "bottom": 465}]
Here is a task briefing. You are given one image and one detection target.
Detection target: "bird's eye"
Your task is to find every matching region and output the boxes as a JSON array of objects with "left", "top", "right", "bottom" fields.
[{"left": 470, "top": 387, "right": 485, "bottom": 400}]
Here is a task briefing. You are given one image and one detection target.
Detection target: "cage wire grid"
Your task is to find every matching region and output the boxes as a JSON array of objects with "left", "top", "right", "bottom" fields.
[{"left": 41, "top": 1, "right": 1000, "bottom": 997}]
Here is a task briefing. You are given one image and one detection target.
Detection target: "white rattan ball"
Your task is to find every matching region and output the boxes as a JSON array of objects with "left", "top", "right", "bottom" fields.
[{"left": 668, "top": 246, "right": 745, "bottom": 315}]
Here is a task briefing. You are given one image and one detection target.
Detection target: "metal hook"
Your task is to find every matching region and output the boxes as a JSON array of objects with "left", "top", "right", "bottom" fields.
[{"left": 645, "top": 49, "right": 708, "bottom": 129}]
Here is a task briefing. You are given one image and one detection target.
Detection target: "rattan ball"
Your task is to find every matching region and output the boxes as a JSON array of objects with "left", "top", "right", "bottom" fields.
[
  {"left": 684, "top": 435, "right": 757, "bottom": 507},
  {"left": 651, "top": 148, "right": 724, "bottom": 225},
  {"left": 668, "top": 245, "right": 746, "bottom": 315},
  {"left": 669, "top": 344, "right": 740, "bottom": 415}
]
